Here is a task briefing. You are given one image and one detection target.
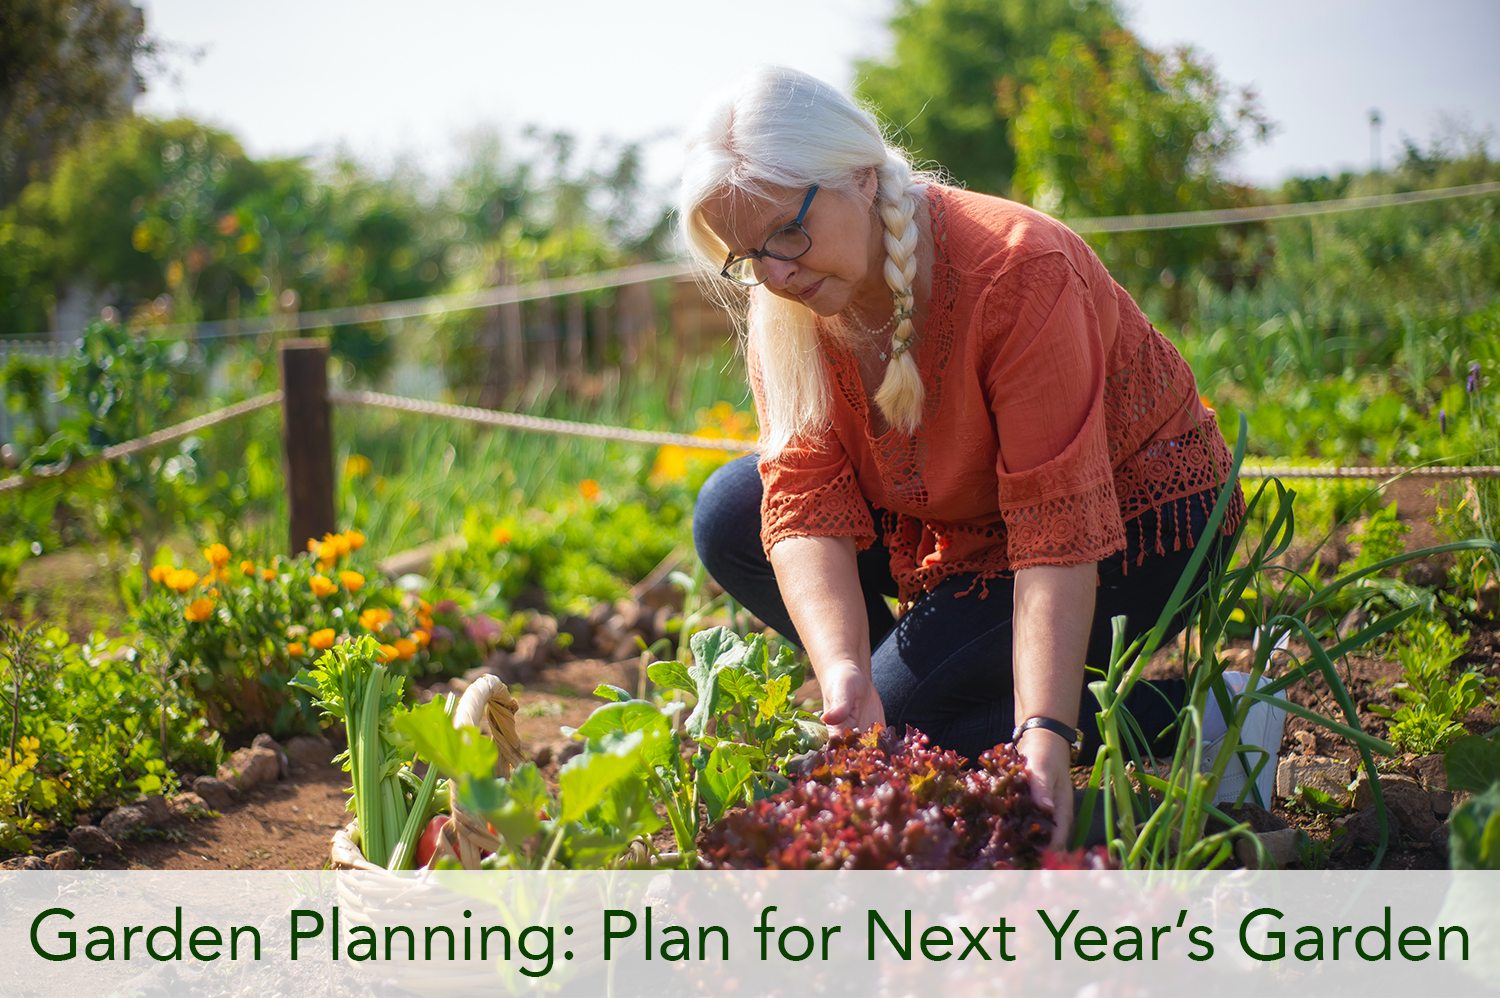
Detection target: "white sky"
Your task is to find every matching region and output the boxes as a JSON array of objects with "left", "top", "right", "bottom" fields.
[{"left": 136, "top": 0, "right": 1500, "bottom": 195}]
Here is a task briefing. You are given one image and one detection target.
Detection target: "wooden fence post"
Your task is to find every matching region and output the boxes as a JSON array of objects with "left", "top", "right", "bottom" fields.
[{"left": 279, "top": 339, "right": 335, "bottom": 556}]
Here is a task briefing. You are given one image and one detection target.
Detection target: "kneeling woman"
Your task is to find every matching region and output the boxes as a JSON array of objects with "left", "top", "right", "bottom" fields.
[{"left": 682, "top": 68, "right": 1275, "bottom": 847}]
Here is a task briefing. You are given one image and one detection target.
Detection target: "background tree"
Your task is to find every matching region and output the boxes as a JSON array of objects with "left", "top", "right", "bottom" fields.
[
  {"left": 998, "top": 30, "right": 1271, "bottom": 316},
  {"left": 855, "top": 0, "right": 1123, "bottom": 194},
  {"left": 0, "top": 0, "right": 149, "bottom": 208}
]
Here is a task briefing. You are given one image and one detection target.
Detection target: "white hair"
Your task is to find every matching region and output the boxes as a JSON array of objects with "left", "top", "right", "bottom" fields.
[{"left": 680, "top": 67, "right": 931, "bottom": 458}]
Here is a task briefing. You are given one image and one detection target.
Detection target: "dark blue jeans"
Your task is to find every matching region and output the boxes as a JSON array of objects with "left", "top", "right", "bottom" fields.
[{"left": 693, "top": 455, "right": 1229, "bottom": 762}]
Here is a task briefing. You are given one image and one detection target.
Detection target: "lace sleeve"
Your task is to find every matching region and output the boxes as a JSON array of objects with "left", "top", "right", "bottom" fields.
[
  {"left": 747, "top": 347, "right": 876, "bottom": 556},
  {"left": 982, "top": 254, "right": 1126, "bottom": 569}
]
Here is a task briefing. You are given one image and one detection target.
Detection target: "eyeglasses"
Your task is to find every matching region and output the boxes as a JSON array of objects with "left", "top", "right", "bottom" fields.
[{"left": 720, "top": 185, "right": 818, "bottom": 286}]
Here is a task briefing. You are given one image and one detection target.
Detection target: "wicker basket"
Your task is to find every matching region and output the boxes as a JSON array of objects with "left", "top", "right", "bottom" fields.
[{"left": 329, "top": 673, "right": 524, "bottom": 873}]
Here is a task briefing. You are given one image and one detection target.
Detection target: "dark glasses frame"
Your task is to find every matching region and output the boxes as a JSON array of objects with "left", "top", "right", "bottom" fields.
[{"left": 719, "top": 185, "right": 819, "bottom": 286}]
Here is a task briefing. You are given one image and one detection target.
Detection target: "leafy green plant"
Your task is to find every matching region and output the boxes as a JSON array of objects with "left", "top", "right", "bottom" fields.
[
  {"left": 395, "top": 694, "right": 662, "bottom": 871},
  {"left": 1073, "top": 417, "right": 1500, "bottom": 870},
  {"left": 1444, "top": 736, "right": 1500, "bottom": 870},
  {"left": 1372, "top": 618, "right": 1486, "bottom": 755}
]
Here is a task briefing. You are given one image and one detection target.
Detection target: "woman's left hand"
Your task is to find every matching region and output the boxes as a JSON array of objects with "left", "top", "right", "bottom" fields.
[{"left": 1017, "top": 727, "right": 1074, "bottom": 852}]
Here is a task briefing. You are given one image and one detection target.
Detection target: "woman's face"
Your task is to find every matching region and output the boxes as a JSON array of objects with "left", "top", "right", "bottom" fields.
[{"left": 700, "top": 170, "right": 884, "bottom": 317}]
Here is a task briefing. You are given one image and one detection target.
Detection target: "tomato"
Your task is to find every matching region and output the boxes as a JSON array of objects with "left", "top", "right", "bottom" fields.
[{"left": 415, "top": 815, "right": 450, "bottom": 868}]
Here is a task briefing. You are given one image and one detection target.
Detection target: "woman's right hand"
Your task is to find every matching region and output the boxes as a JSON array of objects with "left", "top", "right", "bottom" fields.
[{"left": 818, "top": 660, "right": 886, "bottom": 733}]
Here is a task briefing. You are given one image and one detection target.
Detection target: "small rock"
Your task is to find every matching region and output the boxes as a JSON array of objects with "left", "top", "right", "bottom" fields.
[
  {"left": 1431, "top": 788, "right": 1455, "bottom": 816},
  {"left": 168, "top": 792, "right": 212, "bottom": 817},
  {"left": 1275, "top": 755, "right": 1352, "bottom": 800},
  {"left": 507, "top": 633, "right": 546, "bottom": 680},
  {"left": 192, "top": 776, "right": 237, "bottom": 811},
  {"left": 45, "top": 848, "right": 79, "bottom": 870},
  {"left": 1220, "top": 802, "right": 1290, "bottom": 834},
  {"left": 217, "top": 745, "right": 280, "bottom": 791},
  {"left": 556, "top": 614, "right": 593, "bottom": 657},
  {"left": 1411, "top": 754, "right": 1447, "bottom": 790},
  {"left": 1430, "top": 820, "right": 1450, "bottom": 858},
  {"left": 611, "top": 599, "right": 643, "bottom": 631},
  {"left": 1480, "top": 579, "right": 1499, "bottom": 619},
  {"left": 283, "top": 735, "right": 334, "bottom": 768},
  {"left": 1, "top": 855, "right": 50, "bottom": 870},
  {"left": 101, "top": 803, "right": 153, "bottom": 840},
  {"left": 1291, "top": 731, "right": 1317, "bottom": 756},
  {"left": 135, "top": 794, "right": 171, "bottom": 826},
  {"left": 1332, "top": 806, "right": 1400, "bottom": 853},
  {"left": 1338, "top": 606, "right": 1371, "bottom": 638},
  {"left": 532, "top": 745, "right": 554, "bottom": 768},
  {"left": 1235, "top": 827, "right": 1301, "bottom": 869},
  {"left": 557, "top": 741, "right": 585, "bottom": 765},
  {"left": 1352, "top": 772, "right": 1438, "bottom": 841},
  {"left": 68, "top": 825, "right": 118, "bottom": 855},
  {"left": 1404, "top": 560, "right": 1447, "bottom": 589},
  {"left": 252, "top": 734, "right": 292, "bottom": 780}
]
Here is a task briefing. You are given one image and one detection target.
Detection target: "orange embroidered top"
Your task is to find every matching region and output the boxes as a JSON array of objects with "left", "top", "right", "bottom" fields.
[{"left": 753, "top": 185, "right": 1245, "bottom": 607}]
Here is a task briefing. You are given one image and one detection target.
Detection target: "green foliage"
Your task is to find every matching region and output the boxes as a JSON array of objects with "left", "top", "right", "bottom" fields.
[
  {"left": 1378, "top": 618, "right": 1485, "bottom": 756},
  {"left": 1001, "top": 30, "right": 1269, "bottom": 317},
  {"left": 0, "top": 0, "right": 146, "bottom": 206},
  {"left": 855, "top": 0, "right": 1123, "bottom": 195},
  {"left": 1348, "top": 502, "right": 1410, "bottom": 575},
  {"left": 0, "top": 626, "right": 220, "bottom": 828},
  {"left": 1449, "top": 782, "right": 1500, "bottom": 870}
]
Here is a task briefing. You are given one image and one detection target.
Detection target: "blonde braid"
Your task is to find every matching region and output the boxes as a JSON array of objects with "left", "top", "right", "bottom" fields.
[{"left": 872, "top": 167, "right": 924, "bottom": 433}]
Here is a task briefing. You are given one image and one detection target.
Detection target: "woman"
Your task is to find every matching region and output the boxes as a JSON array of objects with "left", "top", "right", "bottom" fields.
[{"left": 682, "top": 67, "right": 1277, "bottom": 847}]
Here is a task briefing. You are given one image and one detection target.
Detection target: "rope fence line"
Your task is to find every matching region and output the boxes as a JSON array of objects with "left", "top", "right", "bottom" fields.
[
  {"left": 27, "top": 180, "right": 1497, "bottom": 343},
  {"left": 0, "top": 391, "right": 283, "bottom": 494},
  {"left": 1064, "top": 181, "right": 1500, "bottom": 233},
  {"left": 329, "top": 390, "right": 758, "bottom": 453},
  {"left": 4, "top": 386, "right": 1499, "bottom": 498}
]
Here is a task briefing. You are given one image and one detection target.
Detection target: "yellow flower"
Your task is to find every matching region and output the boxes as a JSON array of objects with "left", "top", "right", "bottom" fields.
[
  {"left": 287, "top": 642, "right": 305, "bottom": 657},
  {"left": 579, "top": 479, "right": 601, "bottom": 501},
  {"left": 204, "top": 543, "right": 230, "bottom": 569},
  {"left": 149, "top": 564, "right": 173, "bottom": 584},
  {"left": 309, "top": 574, "right": 338, "bottom": 598},
  {"left": 359, "top": 607, "right": 392, "bottom": 631},
  {"left": 166, "top": 568, "right": 199, "bottom": 593},
  {"left": 307, "top": 537, "right": 321, "bottom": 553},
  {"left": 240, "top": 560, "right": 256, "bottom": 576},
  {"left": 491, "top": 526, "right": 512, "bottom": 545},
  {"left": 339, "top": 570, "right": 365, "bottom": 592},
  {"left": 345, "top": 454, "right": 373, "bottom": 478},
  {"left": 184, "top": 597, "right": 216, "bottom": 623},
  {"left": 378, "top": 643, "right": 399, "bottom": 663},
  {"left": 324, "top": 531, "right": 352, "bottom": 559},
  {"left": 412, "top": 629, "right": 430, "bottom": 648},
  {"left": 309, "top": 628, "right": 336, "bottom": 650},
  {"left": 343, "top": 529, "right": 365, "bottom": 552},
  {"left": 261, "top": 567, "right": 277, "bottom": 581},
  {"left": 650, "top": 444, "right": 689, "bottom": 483},
  {"left": 392, "top": 638, "right": 418, "bottom": 660}
]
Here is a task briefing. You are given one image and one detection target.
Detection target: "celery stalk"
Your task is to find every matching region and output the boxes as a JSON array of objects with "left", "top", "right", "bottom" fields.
[
  {"left": 359, "top": 664, "right": 387, "bottom": 865},
  {"left": 388, "top": 693, "right": 457, "bottom": 870}
]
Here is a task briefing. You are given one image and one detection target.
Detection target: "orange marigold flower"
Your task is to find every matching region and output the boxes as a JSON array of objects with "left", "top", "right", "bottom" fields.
[
  {"left": 411, "top": 629, "right": 430, "bottom": 648},
  {"left": 491, "top": 526, "right": 512, "bottom": 545},
  {"left": 392, "top": 637, "right": 418, "bottom": 660},
  {"left": 579, "top": 479, "right": 601, "bottom": 501},
  {"left": 340, "top": 570, "right": 365, "bottom": 592},
  {"left": 359, "top": 607, "right": 392, "bottom": 631},
  {"left": 309, "top": 628, "right": 336, "bottom": 650},
  {"left": 419, "top": 599, "right": 432, "bottom": 614},
  {"left": 261, "top": 567, "right": 277, "bottom": 581},
  {"left": 149, "top": 564, "right": 173, "bottom": 584},
  {"left": 240, "top": 560, "right": 256, "bottom": 576},
  {"left": 287, "top": 642, "right": 306, "bottom": 657},
  {"left": 166, "top": 568, "right": 199, "bottom": 593},
  {"left": 204, "top": 543, "right": 230, "bottom": 569},
  {"left": 184, "top": 597, "right": 216, "bottom": 623},
  {"left": 343, "top": 530, "right": 365, "bottom": 551},
  {"left": 309, "top": 574, "right": 338, "bottom": 598},
  {"left": 417, "top": 613, "right": 434, "bottom": 630},
  {"left": 378, "top": 643, "right": 399, "bottom": 663},
  {"left": 307, "top": 537, "right": 321, "bottom": 553}
]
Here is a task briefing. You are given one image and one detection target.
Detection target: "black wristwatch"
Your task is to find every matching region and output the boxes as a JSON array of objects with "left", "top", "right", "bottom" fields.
[{"left": 1012, "top": 716, "right": 1084, "bottom": 763}]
